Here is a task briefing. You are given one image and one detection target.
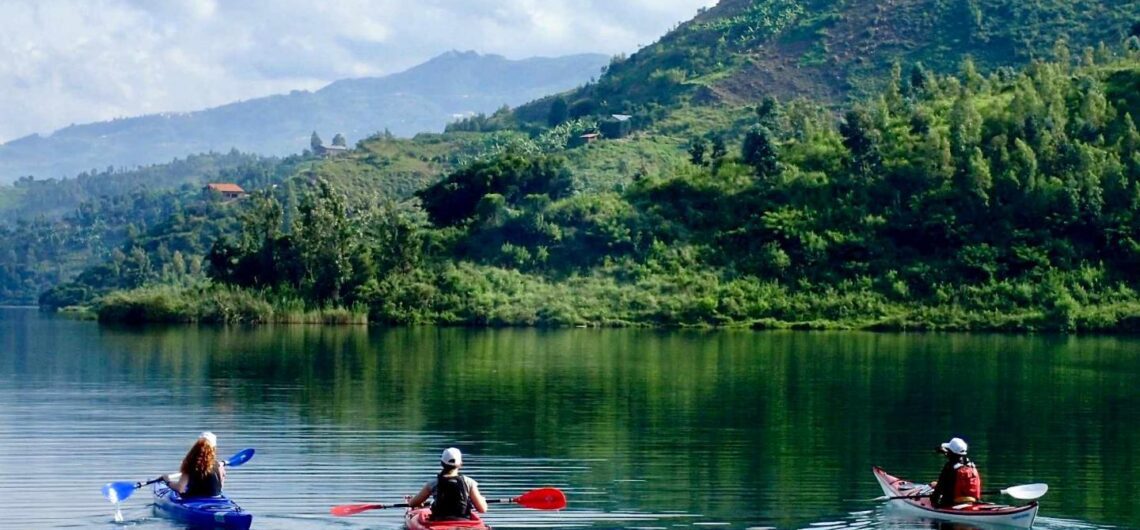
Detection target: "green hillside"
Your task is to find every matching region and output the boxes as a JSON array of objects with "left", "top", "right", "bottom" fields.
[
  {"left": 513, "top": 0, "right": 1140, "bottom": 123},
  {"left": 11, "top": 2, "right": 1140, "bottom": 330},
  {"left": 74, "top": 46, "right": 1140, "bottom": 331}
]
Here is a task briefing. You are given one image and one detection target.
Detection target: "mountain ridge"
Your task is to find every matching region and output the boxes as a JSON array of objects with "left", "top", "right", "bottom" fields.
[{"left": 0, "top": 51, "right": 608, "bottom": 184}]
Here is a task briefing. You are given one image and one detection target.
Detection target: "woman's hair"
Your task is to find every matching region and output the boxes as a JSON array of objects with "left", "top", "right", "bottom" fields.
[{"left": 180, "top": 439, "right": 217, "bottom": 478}]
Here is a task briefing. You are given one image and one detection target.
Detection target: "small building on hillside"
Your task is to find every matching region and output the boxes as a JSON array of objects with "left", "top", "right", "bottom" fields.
[
  {"left": 314, "top": 144, "right": 348, "bottom": 158},
  {"left": 600, "top": 114, "right": 634, "bottom": 139},
  {"left": 204, "top": 183, "right": 248, "bottom": 200},
  {"left": 569, "top": 132, "right": 601, "bottom": 148}
]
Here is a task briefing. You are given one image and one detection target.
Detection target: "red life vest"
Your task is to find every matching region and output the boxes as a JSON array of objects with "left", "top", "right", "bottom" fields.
[{"left": 953, "top": 463, "right": 982, "bottom": 502}]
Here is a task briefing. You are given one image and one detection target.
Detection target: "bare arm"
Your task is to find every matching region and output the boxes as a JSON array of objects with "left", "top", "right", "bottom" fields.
[
  {"left": 470, "top": 482, "right": 488, "bottom": 513},
  {"left": 408, "top": 483, "right": 433, "bottom": 508},
  {"left": 169, "top": 473, "right": 189, "bottom": 494}
]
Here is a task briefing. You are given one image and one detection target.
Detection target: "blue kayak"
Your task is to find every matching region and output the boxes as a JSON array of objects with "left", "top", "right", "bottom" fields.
[{"left": 153, "top": 483, "right": 252, "bottom": 529}]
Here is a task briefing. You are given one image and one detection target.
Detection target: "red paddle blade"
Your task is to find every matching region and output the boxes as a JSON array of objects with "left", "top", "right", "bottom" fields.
[
  {"left": 330, "top": 503, "right": 384, "bottom": 517},
  {"left": 514, "top": 487, "right": 567, "bottom": 510}
]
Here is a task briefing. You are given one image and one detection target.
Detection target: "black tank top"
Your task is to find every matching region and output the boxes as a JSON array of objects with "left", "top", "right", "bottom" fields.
[
  {"left": 183, "top": 463, "right": 222, "bottom": 498},
  {"left": 431, "top": 474, "right": 471, "bottom": 520}
]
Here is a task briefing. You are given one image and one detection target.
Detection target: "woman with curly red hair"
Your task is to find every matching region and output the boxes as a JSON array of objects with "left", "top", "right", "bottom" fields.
[{"left": 162, "top": 432, "right": 227, "bottom": 498}]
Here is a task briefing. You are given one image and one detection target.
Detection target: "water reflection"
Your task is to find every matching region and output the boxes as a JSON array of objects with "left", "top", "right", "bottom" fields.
[
  {"left": 0, "top": 309, "right": 1136, "bottom": 529},
  {"left": 798, "top": 510, "right": 1123, "bottom": 530}
]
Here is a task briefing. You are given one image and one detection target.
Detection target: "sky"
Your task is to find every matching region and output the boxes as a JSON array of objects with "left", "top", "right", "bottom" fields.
[{"left": 0, "top": 0, "right": 717, "bottom": 144}]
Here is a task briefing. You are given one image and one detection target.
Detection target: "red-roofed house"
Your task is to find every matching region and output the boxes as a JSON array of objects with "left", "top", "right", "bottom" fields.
[{"left": 204, "top": 183, "right": 248, "bottom": 200}]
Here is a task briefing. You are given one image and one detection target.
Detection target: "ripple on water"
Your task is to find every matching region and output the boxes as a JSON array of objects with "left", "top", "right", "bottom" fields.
[{"left": 1, "top": 313, "right": 1137, "bottom": 530}]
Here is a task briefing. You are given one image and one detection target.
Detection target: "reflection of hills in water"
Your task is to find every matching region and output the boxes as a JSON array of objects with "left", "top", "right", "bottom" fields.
[
  {"left": 796, "top": 509, "right": 1121, "bottom": 530},
  {"left": 1, "top": 310, "right": 1138, "bottom": 528}
]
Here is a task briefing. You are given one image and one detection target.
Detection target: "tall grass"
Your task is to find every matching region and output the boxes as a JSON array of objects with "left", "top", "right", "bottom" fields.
[{"left": 97, "top": 284, "right": 367, "bottom": 325}]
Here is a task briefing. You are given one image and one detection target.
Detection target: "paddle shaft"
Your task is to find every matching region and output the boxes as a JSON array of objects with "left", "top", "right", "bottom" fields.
[
  {"left": 331, "top": 487, "right": 567, "bottom": 517},
  {"left": 103, "top": 448, "right": 254, "bottom": 504},
  {"left": 348, "top": 497, "right": 520, "bottom": 510}
]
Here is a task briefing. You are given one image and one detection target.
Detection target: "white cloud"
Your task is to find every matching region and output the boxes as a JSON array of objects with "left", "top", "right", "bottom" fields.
[{"left": 0, "top": 0, "right": 716, "bottom": 143}]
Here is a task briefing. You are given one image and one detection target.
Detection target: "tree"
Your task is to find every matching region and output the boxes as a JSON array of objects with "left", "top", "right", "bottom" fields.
[
  {"left": 710, "top": 136, "right": 727, "bottom": 163},
  {"left": 417, "top": 153, "right": 573, "bottom": 227},
  {"left": 569, "top": 98, "right": 596, "bottom": 119},
  {"left": 949, "top": 93, "right": 983, "bottom": 162},
  {"left": 688, "top": 137, "right": 708, "bottom": 166},
  {"left": 885, "top": 62, "right": 904, "bottom": 110},
  {"left": 756, "top": 97, "right": 781, "bottom": 130},
  {"left": 1010, "top": 138, "right": 1040, "bottom": 193},
  {"left": 957, "top": 147, "right": 993, "bottom": 207},
  {"left": 548, "top": 97, "right": 569, "bottom": 127},
  {"left": 960, "top": 56, "right": 984, "bottom": 93},
  {"left": 742, "top": 127, "right": 779, "bottom": 179},
  {"left": 1131, "top": 21, "right": 1140, "bottom": 38},
  {"left": 332, "top": 133, "right": 347, "bottom": 147},
  {"left": 909, "top": 62, "right": 930, "bottom": 95},
  {"left": 310, "top": 131, "right": 323, "bottom": 151},
  {"left": 293, "top": 179, "right": 355, "bottom": 303},
  {"left": 839, "top": 109, "right": 881, "bottom": 178}
]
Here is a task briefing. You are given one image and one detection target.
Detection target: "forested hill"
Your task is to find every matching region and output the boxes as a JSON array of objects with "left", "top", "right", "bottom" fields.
[
  {"left": 0, "top": 51, "right": 608, "bottom": 184},
  {"left": 40, "top": 44, "right": 1140, "bottom": 331},
  {"left": 513, "top": 0, "right": 1140, "bottom": 122},
  {"left": 11, "top": 1, "right": 1140, "bottom": 330}
]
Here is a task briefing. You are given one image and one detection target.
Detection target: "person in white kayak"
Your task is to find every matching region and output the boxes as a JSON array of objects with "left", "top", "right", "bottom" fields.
[
  {"left": 930, "top": 436, "right": 982, "bottom": 507},
  {"left": 161, "top": 432, "right": 227, "bottom": 499},
  {"left": 408, "top": 447, "right": 489, "bottom": 520}
]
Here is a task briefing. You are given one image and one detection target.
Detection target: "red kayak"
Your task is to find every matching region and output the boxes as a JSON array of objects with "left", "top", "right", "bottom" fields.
[
  {"left": 405, "top": 508, "right": 489, "bottom": 530},
  {"left": 873, "top": 467, "right": 1038, "bottom": 529}
]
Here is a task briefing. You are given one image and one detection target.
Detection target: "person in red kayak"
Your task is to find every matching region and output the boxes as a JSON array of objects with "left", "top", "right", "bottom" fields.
[
  {"left": 930, "top": 436, "right": 982, "bottom": 507},
  {"left": 408, "top": 447, "right": 488, "bottom": 520},
  {"left": 161, "top": 432, "right": 227, "bottom": 498}
]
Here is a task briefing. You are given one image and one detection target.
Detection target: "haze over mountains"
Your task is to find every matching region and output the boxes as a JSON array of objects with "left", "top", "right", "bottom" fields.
[{"left": 0, "top": 51, "right": 608, "bottom": 184}]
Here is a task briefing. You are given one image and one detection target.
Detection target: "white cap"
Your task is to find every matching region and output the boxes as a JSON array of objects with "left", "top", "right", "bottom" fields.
[
  {"left": 941, "top": 437, "right": 968, "bottom": 455},
  {"left": 441, "top": 447, "right": 462, "bottom": 467},
  {"left": 199, "top": 431, "right": 217, "bottom": 447}
]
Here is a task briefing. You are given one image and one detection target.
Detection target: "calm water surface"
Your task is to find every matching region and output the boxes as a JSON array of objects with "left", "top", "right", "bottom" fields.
[{"left": 0, "top": 307, "right": 1136, "bottom": 529}]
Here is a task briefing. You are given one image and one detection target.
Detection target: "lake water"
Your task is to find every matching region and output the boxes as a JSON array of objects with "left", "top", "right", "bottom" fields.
[{"left": 0, "top": 307, "right": 1136, "bottom": 529}]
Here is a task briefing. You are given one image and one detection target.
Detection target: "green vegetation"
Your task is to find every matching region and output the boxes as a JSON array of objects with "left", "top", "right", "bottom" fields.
[
  {"left": 96, "top": 284, "right": 367, "bottom": 324},
  {"left": 74, "top": 45, "right": 1140, "bottom": 331},
  {"left": 0, "top": 153, "right": 301, "bottom": 304},
  {"left": 511, "top": 0, "right": 1140, "bottom": 127},
  {"left": 0, "top": 150, "right": 268, "bottom": 222},
  {"left": 10, "top": 3, "right": 1140, "bottom": 331}
]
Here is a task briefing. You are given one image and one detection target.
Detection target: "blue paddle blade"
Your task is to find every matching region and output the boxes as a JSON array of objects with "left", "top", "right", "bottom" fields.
[
  {"left": 226, "top": 448, "right": 255, "bottom": 468},
  {"left": 102, "top": 481, "right": 139, "bottom": 503}
]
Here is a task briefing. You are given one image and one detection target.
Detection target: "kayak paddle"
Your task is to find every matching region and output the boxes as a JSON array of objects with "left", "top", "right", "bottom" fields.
[
  {"left": 869, "top": 483, "right": 1049, "bottom": 502},
  {"left": 331, "top": 486, "right": 567, "bottom": 517},
  {"left": 989, "top": 483, "right": 1049, "bottom": 500},
  {"left": 101, "top": 448, "right": 256, "bottom": 503}
]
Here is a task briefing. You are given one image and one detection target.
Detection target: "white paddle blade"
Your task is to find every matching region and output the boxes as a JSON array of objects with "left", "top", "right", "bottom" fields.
[{"left": 1001, "top": 483, "right": 1048, "bottom": 500}]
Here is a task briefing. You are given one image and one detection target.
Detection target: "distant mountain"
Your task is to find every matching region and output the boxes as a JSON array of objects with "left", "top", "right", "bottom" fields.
[{"left": 0, "top": 51, "right": 608, "bottom": 184}]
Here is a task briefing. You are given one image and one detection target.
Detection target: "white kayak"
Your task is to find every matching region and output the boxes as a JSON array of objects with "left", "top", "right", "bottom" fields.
[{"left": 872, "top": 466, "right": 1039, "bottom": 529}]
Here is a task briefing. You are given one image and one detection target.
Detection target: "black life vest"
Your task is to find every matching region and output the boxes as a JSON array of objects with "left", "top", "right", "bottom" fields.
[
  {"left": 431, "top": 474, "right": 471, "bottom": 520},
  {"left": 183, "top": 463, "right": 222, "bottom": 498}
]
